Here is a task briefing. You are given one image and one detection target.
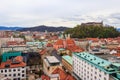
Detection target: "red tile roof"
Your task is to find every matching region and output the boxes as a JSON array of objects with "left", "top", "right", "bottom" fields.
[
  {"left": 54, "top": 38, "right": 84, "bottom": 51},
  {"left": 15, "top": 56, "right": 23, "bottom": 62},
  {"left": 66, "top": 39, "right": 75, "bottom": 46},
  {"left": 113, "top": 53, "right": 120, "bottom": 57},
  {"left": 7, "top": 41, "right": 25, "bottom": 46},
  {"left": 52, "top": 67, "right": 76, "bottom": 80},
  {"left": 0, "top": 60, "right": 26, "bottom": 69},
  {"left": 39, "top": 49, "right": 47, "bottom": 55},
  {"left": 7, "top": 41, "right": 18, "bottom": 45},
  {"left": 41, "top": 75, "right": 50, "bottom": 80},
  {"left": 86, "top": 38, "right": 99, "bottom": 42},
  {"left": 54, "top": 39, "right": 64, "bottom": 45},
  {"left": 67, "top": 46, "right": 84, "bottom": 52},
  {"left": 46, "top": 43, "right": 53, "bottom": 47}
]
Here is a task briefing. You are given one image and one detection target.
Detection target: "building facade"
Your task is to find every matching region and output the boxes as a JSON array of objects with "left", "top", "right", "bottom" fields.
[
  {"left": 0, "top": 67, "right": 26, "bottom": 80},
  {"left": 62, "top": 55, "right": 73, "bottom": 73},
  {"left": 73, "top": 52, "right": 120, "bottom": 80},
  {"left": 0, "top": 56, "right": 26, "bottom": 80}
]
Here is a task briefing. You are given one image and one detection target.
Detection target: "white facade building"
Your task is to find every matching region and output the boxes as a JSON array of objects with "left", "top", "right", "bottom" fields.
[
  {"left": 73, "top": 52, "right": 120, "bottom": 80},
  {"left": 0, "top": 67, "right": 26, "bottom": 80},
  {"left": 0, "top": 56, "right": 26, "bottom": 80}
]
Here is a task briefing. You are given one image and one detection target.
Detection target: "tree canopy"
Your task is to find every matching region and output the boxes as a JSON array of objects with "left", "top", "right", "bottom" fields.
[{"left": 64, "top": 25, "right": 120, "bottom": 38}]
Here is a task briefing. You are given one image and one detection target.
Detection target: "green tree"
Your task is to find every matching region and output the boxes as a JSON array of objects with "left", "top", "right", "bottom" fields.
[{"left": 64, "top": 25, "right": 120, "bottom": 38}]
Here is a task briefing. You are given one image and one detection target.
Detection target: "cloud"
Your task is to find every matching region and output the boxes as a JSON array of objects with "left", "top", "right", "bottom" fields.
[{"left": 0, "top": 0, "right": 120, "bottom": 28}]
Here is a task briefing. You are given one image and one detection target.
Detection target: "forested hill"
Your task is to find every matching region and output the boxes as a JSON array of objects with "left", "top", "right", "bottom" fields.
[
  {"left": 17, "top": 25, "right": 68, "bottom": 32},
  {"left": 64, "top": 25, "right": 120, "bottom": 38}
]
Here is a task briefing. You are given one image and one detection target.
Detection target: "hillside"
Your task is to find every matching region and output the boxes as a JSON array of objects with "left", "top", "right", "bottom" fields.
[
  {"left": 17, "top": 25, "right": 68, "bottom": 32},
  {"left": 64, "top": 25, "right": 120, "bottom": 38}
]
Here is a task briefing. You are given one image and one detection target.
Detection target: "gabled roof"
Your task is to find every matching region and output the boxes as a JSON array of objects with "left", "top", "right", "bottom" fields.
[
  {"left": 41, "top": 75, "right": 50, "bottom": 80},
  {"left": 67, "top": 46, "right": 84, "bottom": 52},
  {"left": 46, "top": 43, "right": 53, "bottom": 47},
  {"left": 54, "top": 39, "right": 64, "bottom": 45},
  {"left": 39, "top": 49, "right": 47, "bottom": 55},
  {"left": 15, "top": 56, "right": 23, "bottom": 62},
  {"left": 0, "top": 57, "right": 26, "bottom": 69},
  {"left": 52, "top": 67, "right": 75, "bottom": 80},
  {"left": 66, "top": 39, "right": 75, "bottom": 45}
]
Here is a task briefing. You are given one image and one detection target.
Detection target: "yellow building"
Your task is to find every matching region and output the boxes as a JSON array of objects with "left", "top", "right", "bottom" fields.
[{"left": 62, "top": 55, "right": 73, "bottom": 73}]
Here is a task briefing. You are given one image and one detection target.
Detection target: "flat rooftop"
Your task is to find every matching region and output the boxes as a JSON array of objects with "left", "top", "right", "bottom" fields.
[
  {"left": 46, "top": 56, "right": 60, "bottom": 64},
  {"left": 73, "top": 52, "right": 120, "bottom": 74},
  {"left": 62, "top": 55, "right": 72, "bottom": 65},
  {"left": 95, "top": 54, "right": 120, "bottom": 63}
]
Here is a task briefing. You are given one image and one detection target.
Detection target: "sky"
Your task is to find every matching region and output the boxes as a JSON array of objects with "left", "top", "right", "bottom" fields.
[{"left": 0, "top": 0, "right": 120, "bottom": 28}]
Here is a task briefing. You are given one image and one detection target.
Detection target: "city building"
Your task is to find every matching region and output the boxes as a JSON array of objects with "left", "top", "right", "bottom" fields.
[
  {"left": 62, "top": 55, "right": 73, "bottom": 73},
  {"left": 81, "top": 21, "right": 103, "bottom": 26},
  {"left": 43, "top": 56, "right": 62, "bottom": 79},
  {"left": 52, "top": 67, "right": 75, "bottom": 80},
  {"left": 73, "top": 52, "right": 120, "bottom": 80},
  {"left": 0, "top": 56, "right": 26, "bottom": 80},
  {"left": 2, "top": 51, "right": 22, "bottom": 62},
  {"left": 1, "top": 45, "right": 39, "bottom": 54},
  {"left": 26, "top": 41, "right": 46, "bottom": 48},
  {"left": 53, "top": 38, "right": 84, "bottom": 53}
]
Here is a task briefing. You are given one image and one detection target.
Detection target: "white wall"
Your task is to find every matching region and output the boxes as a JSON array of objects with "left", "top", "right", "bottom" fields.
[{"left": 73, "top": 55, "right": 109, "bottom": 80}]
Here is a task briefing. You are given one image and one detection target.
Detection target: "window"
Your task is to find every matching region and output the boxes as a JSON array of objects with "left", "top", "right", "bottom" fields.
[
  {"left": 9, "top": 74, "right": 11, "bottom": 76},
  {"left": 91, "top": 69, "right": 93, "bottom": 72},
  {"left": 95, "top": 76, "right": 97, "bottom": 79},
  {"left": 95, "top": 72, "right": 97, "bottom": 74},
  {"left": 5, "top": 70, "right": 7, "bottom": 72},
  {"left": 104, "top": 72, "right": 107, "bottom": 75},
  {"left": 22, "top": 70, "right": 24, "bottom": 73},
  {"left": 9, "top": 69, "right": 11, "bottom": 72},
  {"left": 104, "top": 77, "right": 106, "bottom": 80},
  {"left": 87, "top": 67, "right": 89, "bottom": 69},
  {"left": 91, "top": 74, "right": 92, "bottom": 76},
  {"left": 1, "top": 70, "right": 3, "bottom": 73},
  {"left": 18, "top": 69, "right": 20, "bottom": 71},
  {"left": 5, "top": 74, "right": 7, "bottom": 77},
  {"left": 13, "top": 78, "right": 16, "bottom": 80},
  {"left": 87, "top": 76, "right": 89, "bottom": 78},
  {"left": 18, "top": 78, "right": 20, "bottom": 80},
  {"left": 87, "top": 71, "right": 89, "bottom": 74},
  {"left": 99, "top": 74, "right": 101, "bottom": 77},
  {"left": 18, "top": 73, "right": 20, "bottom": 76},
  {"left": 13, "top": 74, "right": 16, "bottom": 77},
  {"left": 48, "top": 67, "right": 50, "bottom": 70},
  {"left": 22, "top": 74, "right": 25, "bottom": 77},
  {"left": 13, "top": 69, "right": 16, "bottom": 72}
]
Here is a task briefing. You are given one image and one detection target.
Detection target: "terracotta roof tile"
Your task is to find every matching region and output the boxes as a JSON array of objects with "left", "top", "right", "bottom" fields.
[
  {"left": 41, "top": 75, "right": 50, "bottom": 80},
  {"left": 0, "top": 56, "right": 26, "bottom": 69},
  {"left": 46, "top": 43, "right": 53, "bottom": 47},
  {"left": 52, "top": 67, "right": 76, "bottom": 80},
  {"left": 54, "top": 39, "right": 64, "bottom": 45},
  {"left": 39, "top": 49, "right": 47, "bottom": 55}
]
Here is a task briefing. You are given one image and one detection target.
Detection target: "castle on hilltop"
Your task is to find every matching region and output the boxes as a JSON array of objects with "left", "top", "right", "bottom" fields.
[{"left": 81, "top": 21, "right": 103, "bottom": 26}]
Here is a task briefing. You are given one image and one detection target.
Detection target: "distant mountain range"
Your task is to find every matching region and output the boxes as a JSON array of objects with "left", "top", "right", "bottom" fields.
[
  {"left": 17, "top": 25, "right": 69, "bottom": 32},
  {"left": 0, "top": 26, "right": 22, "bottom": 31},
  {"left": 0, "top": 25, "right": 68, "bottom": 32},
  {"left": 0, "top": 25, "right": 119, "bottom": 32}
]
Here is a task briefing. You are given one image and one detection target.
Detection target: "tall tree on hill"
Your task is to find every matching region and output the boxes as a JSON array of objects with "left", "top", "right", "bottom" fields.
[{"left": 64, "top": 25, "right": 120, "bottom": 38}]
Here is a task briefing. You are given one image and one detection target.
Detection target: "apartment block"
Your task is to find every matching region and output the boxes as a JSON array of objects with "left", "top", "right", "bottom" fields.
[{"left": 73, "top": 52, "right": 120, "bottom": 80}]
